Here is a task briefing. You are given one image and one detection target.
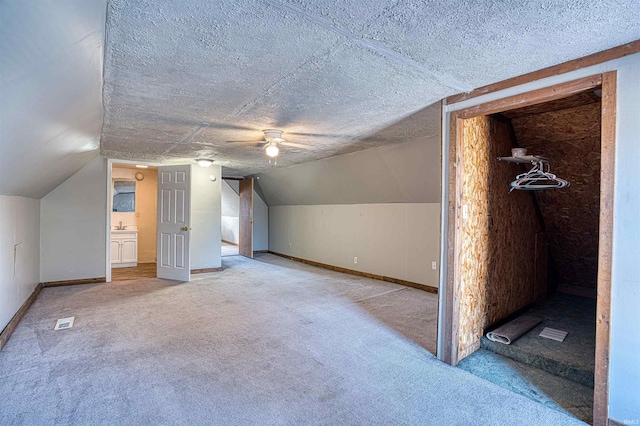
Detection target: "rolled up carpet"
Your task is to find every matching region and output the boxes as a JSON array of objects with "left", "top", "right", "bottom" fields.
[{"left": 486, "top": 315, "right": 542, "bottom": 345}]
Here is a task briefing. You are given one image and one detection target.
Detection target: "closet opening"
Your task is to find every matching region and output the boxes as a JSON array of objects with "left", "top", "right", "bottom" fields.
[{"left": 443, "top": 73, "right": 616, "bottom": 425}]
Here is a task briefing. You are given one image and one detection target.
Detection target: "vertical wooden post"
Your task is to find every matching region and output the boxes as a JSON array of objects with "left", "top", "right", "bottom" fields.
[{"left": 593, "top": 71, "right": 616, "bottom": 426}]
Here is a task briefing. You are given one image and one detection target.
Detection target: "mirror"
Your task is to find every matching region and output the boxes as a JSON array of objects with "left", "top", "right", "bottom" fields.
[{"left": 113, "top": 180, "right": 136, "bottom": 212}]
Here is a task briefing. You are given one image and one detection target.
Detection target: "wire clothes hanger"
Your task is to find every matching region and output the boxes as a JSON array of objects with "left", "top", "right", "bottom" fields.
[{"left": 509, "top": 160, "right": 570, "bottom": 192}]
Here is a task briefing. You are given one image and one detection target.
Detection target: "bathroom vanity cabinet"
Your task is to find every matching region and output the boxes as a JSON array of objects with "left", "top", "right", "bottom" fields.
[{"left": 111, "top": 230, "right": 138, "bottom": 268}]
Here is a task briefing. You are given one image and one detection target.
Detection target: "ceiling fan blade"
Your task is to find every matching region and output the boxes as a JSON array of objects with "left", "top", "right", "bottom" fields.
[
  {"left": 286, "top": 132, "right": 345, "bottom": 138},
  {"left": 226, "top": 140, "right": 267, "bottom": 144},
  {"left": 280, "top": 141, "right": 316, "bottom": 150}
]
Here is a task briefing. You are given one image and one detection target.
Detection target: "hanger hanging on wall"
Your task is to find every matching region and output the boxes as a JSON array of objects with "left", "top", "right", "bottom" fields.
[{"left": 498, "top": 148, "right": 570, "bottom": 193}]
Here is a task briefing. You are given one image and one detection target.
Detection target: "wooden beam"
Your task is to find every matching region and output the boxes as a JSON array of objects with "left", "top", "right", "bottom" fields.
[
  {"left": 442, "top": 111, "right": 460, "bottom": 365},
  {"left": 457, "top": 75, "right": 602, "bottom": 119},
  {"left": 593, "top": 70, "right": 617, "bottom": 426},
  {"left": 0, "top": 283, "right": 43, "bottom": 350},
  {"left": 450, "top": 113, "right": 465, "bottom": 366},
  {"left": 191, "top": 267, "right": 223, "bottom": 274},
  {"left": 43, "top": 277, "right": 106, "bottom": 287},
  {"left": 447, "top": 40, "right": 640, "bottom": 104}
]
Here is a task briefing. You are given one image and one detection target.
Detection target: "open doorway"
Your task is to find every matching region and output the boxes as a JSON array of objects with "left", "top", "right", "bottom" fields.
[
  {"left": 221, "top": 178, "right": 240, "bottom": 257},
  {"left": 220, "top": 177, "right": 269, "bottom": 259},
  {"left": 110, "top": 164, "right": 158, "bottom": 281},
  {"left": 442, "top": 73, "right": 616, "bottom": 424}
]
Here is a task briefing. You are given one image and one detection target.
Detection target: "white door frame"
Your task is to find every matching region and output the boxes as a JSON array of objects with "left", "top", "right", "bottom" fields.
[{"left": 105, "top": 159, "right": 164, "bottom": 282}]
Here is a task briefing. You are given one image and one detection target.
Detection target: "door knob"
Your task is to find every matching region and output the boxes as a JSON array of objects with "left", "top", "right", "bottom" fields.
[{"left": 181, "top": 227, "right": 190, "bottom": 231}]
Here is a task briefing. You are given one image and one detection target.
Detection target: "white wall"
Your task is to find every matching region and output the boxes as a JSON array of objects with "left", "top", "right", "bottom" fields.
[
  {"left": 254, "top": 136, "right": 440, "bottom": 206},
  {"left": 221, "top": 180, "right": 239, "bottom": 244},
  {"left": 608, "top": 53, "right": 640, "bottom": 422},
  {"left": 442, "top": 52, "right": 640, "bottom": 421},
  {"left": 190, "top": 165, "right": 222, "bottom": 270},
  {"left": 0, "top": 196, "right": 40, "bottom": 331},
  {"left": 270, "top": 203, "right": 440, "bottom": 287},
  {"left": 253, "top": 191, "right": 268, "bottom": 251},
  {"left": 40, "top": 156, "right": 107, "bottom": 282}
]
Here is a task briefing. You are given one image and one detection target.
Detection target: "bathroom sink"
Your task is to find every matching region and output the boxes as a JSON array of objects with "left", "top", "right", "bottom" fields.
[{"left": 111, "top": 228, "right": 137, "bottom": 233}]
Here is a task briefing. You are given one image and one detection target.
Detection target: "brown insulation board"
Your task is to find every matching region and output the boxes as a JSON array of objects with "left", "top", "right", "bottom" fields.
[
  {"left": 511, "top": 101, "right": 601, "bottom": 289},
  {"left": 501, "top": 91, "right": 598, "bottom": 119},
  {"left": 457, "top": 116, "right": 543, "bottom": 360}
]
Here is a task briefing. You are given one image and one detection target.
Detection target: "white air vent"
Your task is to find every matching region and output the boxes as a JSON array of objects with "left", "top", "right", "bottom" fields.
[
  {"left": 539, "top": 327, "right": 567, "bottom": 342},
  {"left": 54, "top": 317, "right": 75, "bottom": 331}
]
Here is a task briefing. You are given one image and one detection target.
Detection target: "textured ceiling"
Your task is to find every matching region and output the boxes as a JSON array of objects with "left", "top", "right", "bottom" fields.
[{"left": 101, "top": 0, "right": 640, "bottom": 176}]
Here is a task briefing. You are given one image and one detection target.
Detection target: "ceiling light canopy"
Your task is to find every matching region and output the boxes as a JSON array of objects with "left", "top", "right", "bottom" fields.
[{"left": 196, "top": 158, "right": 214, "bottom": 168}]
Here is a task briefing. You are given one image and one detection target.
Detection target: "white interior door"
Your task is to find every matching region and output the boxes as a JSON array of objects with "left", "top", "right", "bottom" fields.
[{"left": 157, "top": 165, "right": 191, "bottom": 281}]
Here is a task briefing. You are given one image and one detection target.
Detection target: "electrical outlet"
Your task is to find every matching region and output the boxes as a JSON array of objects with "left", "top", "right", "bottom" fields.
[
  {"left": 289, "top": 242, "right": 292, "bottom": 248},
  {"left": 462, "top": 204, "right": 469, "bottom": 219},
  {"left": 432, "top": 261, "right": 437, "bottom": 270},
  {"left": 354, "top": 257, "right": 358, "bottom": 264}
]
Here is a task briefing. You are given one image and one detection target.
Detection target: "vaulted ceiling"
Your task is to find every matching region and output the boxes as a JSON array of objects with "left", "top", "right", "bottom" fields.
[
  {"left": 101, "top": 0, "right": 640, "bottom": 176},
  {"left": 0, "top": 1, "right": 106, "bottom": 198},
  {"left": 1, "top": 1, "right": 639, "bottom": 198}
]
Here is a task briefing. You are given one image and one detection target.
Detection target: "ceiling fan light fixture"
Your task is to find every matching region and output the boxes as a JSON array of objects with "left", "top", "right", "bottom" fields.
[
  {"left": 196, "top": 158, "right": 214, "bottom": 168},
  {"left": 266, "top": 145, "right": 279, "bottom": 158},
  {"left": 263, "top": 129, "right": 284, "bottom": 141}
]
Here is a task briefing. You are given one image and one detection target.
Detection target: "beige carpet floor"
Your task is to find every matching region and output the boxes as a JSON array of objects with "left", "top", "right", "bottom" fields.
[{"left": 0, "top": 254, "right": 584, "bottom": 425}]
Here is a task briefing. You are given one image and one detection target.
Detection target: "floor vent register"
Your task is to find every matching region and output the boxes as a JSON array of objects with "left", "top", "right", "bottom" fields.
[{"left": 54, "top": 317, "right": 75, "bottom": 331}]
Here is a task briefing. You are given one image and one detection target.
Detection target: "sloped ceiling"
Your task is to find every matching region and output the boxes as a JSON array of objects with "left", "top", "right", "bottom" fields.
[
  {"left": 101, "top": 0, "right": 640, "bottom": 177},
  {"left": 254, "top": 102, "right": 441, "bottom": 205},
  {"left": 0, "top": 0, "right": 107, "bottom": 198}
]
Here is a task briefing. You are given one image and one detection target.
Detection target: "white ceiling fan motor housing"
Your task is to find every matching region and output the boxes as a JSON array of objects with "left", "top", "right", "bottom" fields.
[{"left": 263, "top": 129, "right": 284, "bottom": 142}]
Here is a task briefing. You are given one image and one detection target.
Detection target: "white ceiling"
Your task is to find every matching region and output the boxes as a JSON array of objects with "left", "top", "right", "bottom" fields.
[{"left": 100, "top": 0, "right": 640, "bottom": 177}]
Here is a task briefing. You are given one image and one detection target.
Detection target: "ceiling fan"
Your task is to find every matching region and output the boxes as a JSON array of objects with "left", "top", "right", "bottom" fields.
[{"left": 226, "top": 129, "right": 315, "bottom": 159}]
